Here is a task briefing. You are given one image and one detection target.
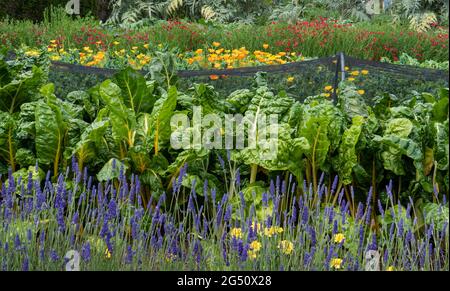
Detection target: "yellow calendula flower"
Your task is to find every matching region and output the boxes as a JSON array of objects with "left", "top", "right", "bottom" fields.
[
  {"left": 357, "top": 89, "right": 365, "bottom": 95},
  {"left": 290, "top": 52, "right": 296, "bottom": 56},
  {"left": 287, "top": 76, "right": 295, "bottom": 83},
  {"left": 50, "top": 39, "right": 57, "bottom": 44},
  {"left": 83, "top": 46, "right": 91, "bottom": 52},
  {"left": 334, "top": 233, "right": 345, "bottom": 244},
  {"left": 344, "top": 66, "right": 349, "bottom": 71},
  {"left": 361, "top": 69, "right": 369, "bottom": 75},
  {"left": 249, "top": 241, "right": 262, "bottom": 252},
  {"left": 47, "top": 47, "right": 54, "bottom": 52},
  {"left": 25, "top": 50, "right": 40, "bottom": 57},
  {"left": 213, "top": 63, "right": 221, "bottom": 69},
  {"left": 347, "top": 77, "right": 355, "bottom": 81},
  {"left": 113, "top": 41, "right": 120, "bottom": 45},
  {"left": 322, "top": 93, "right": 331, "bottom": 97},
  {"left": 278, "top": 240, "right": 294, "bottom": 255},
  {"left": 105, "top": 248, "right": 112, "bottom": 259},
  {"left": 251, "top": 222, "right": 262, "bottom": 232},
  {"left": 131, "top": 46, "right": 138, "bottom": 51},
  {"left": 350, "top": 70, "right": 360, "bottom": 76},
  {"left": 143, "top": 43, "right": 149, "bottom": 49},
  {"left": 324, "top": 85, "right": 333, "bottom": 91},
  {"left": 230, "top": 227, "right": 243, "bottom": 239},
  {"left": 247, "top": 250, "right": 257, "bottom": 260},
  {"left": 330, "top": 258, "right": 343, "bottom": 269},
  {"left": 264, "top": 227, "right": 274, "bottom": 237},
  {"left": 212, "top": 42, "right": 221, "bottom": 47},
  {"left": 386, "top": 266, "right": 395, "bottom": 271},
  {"left": 50, "top": 55, "right": 61, "bottom": 61},
  {"left": 263, "top": 43, "right": 269, "bottom": 49}
]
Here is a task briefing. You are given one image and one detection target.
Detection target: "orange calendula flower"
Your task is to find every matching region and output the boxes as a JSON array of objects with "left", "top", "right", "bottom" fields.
[
  {"left": 263, "top": 43, "right": 269, "bottom": 49},
  {"left": 212, "top": 42, "right": 221, "bottom": 47}
]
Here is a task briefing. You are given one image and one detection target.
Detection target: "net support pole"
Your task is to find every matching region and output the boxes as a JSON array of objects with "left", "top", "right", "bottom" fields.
[{"left": 332, "top": 52, "right": 345, "bottom": 104}]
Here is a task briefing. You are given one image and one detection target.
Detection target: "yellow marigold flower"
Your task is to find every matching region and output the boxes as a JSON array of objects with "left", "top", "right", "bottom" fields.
[
  {"left": 334, "top": 233, "right": 345, "bottom": 244},
  {"left": 132, "top": 46, "right": 138, "bottom": 51},
  {"left": 230, "top": 227, "right": 243, "bottom": 239},
  {"left": 25, "top": 50, "right": 40, "bottom": 57},
  {"left": 386, "top": 266, "right": 395, "bottom": 271},
  {"left": 324, "top": 85, "right": 333, "bottom": 91},
  {"left": 50, "top": 39, "right": 57, "bottom": 44},
  {"left": 350, "top": 70, "right": 360, "bottom": 76},
  {"left": 143, "top": 44, "right": 149, "bottom": 49},
  {"left": 249, "top": 241, "right": 262, "bottom": 252},
  {"left": 251, "top": 222, "right": 262, "bottom": 232},
  {"left": 287, "top": 76, "right": 295, "bottom": 83},
  {"left": 290, "top": 52, "right": 296, "bottom": 56},
  {"left": 47, "top": 47, "right": 54, "bottom": 52},
  {"left": 264, "top": 227, "right": 275, "bottom": 237},
  {"left": 212, "top": 42, "right": 221, "bottom": 47},
  {"left": 361, "top": 69, "right": 369, "bottom": 75},
  {"left": 213, "top": 63, "right": 221, "bottom": 69},
  {"left": 113, "top": 41, "right": 120, "bottom": 45},
  {"left": 83, "top": 46, "right": 91, "bottom": 52},
  {"left": 344, "top": 66, "right": 350, "bottom": 71},
  {"left": 105, "top": 248, "right": 112, "bottom": 259},
  {"left": 347, "top": 77, "right": 355, "bottom": 81},
  {"left": 278, "top": 52, "right": 287, "bottom": 57},
  {"left": 322, "top": 93, "right": 331, "bottom": 98},
  {"left": 50, "top": 55, "right": 61, "bottom": 61},
  {"left": 263, "top": 43, "right": 269, "bottom": 49},
  {"left": 330, "top": 258, "right": 343, "bottom": 269},
  {"left": 278, "top": 240, "right": 294, "bottom": 255},
  {"left": 274, "top": 226, "right": 283, "bottom": 234},
  {"left": 247, "top": 250, "right": 257, "bottom": 260},
  {"left": 357, "top": 89, "right": 365, "bottom": 95}
]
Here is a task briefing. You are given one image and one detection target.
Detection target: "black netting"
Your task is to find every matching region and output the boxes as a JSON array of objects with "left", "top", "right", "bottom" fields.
[{"left": 7, "top": 52, "right": 449, "bottom": 100}]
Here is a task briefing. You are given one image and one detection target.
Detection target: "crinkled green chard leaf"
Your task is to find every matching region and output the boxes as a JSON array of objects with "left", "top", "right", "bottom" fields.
[
  {"left": 113, "top": 67, "right": 157, "bottom": 114},
  {"left": 35, "top": 83, "right": 68, "bottom": 176},
  {"left": 334, "top": 115, "right": 364, "bottom": 185},
  {"left": 71, "top": 119, "right": 110, "bottom": 171},
  {"left": 148, "top": 85, "right": 177, "bottom": 155},
  {"left": 99, "top": 79, "right": 137, "bottom": 150},
  {"left": 0, "top": 66, "right": 44, "bottom": 113},
  {"left": 0, "top": 111, "right": 17, "bottom": 171},
  {"left": 433, "top": 120, "right": 449, "bottom": 171}
]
